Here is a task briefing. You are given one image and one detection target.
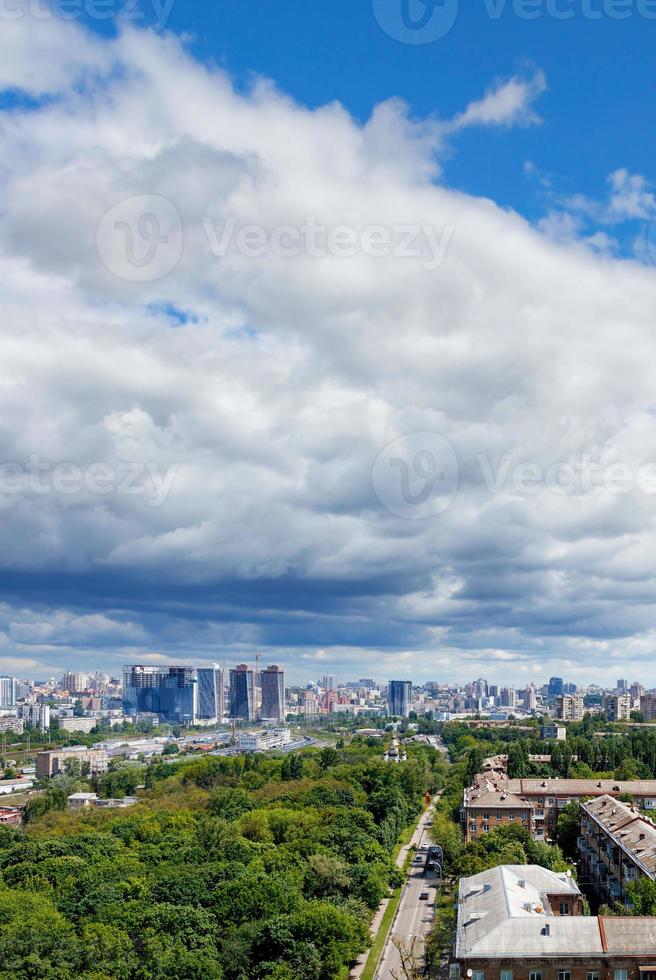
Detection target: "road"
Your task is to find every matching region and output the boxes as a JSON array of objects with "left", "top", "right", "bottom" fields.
[{"left": 374, "top": 795, "right": 442, "bottom": 979}]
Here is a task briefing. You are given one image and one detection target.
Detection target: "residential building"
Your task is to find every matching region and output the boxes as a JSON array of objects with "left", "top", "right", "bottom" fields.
[
  {"left": 229, "top": 664, "right": 255, "bottom": 720},
  {"left": 57, "top": 717, "right": 97, "bottom": 734},
  {"left": 0, "top": 676, "right": 17, "bottom": 707},
  {"left": 388, "top": 680, "right": 411, "bottom": 718},
  {"left": 18, "top": 703, "right": 50, "bottom": 730},
  {"left": 499, "top": 687, "right": 516, "bottom": 709},
  {"left": 463, "top": 776, "right": 656, "bottom": 842},
  {"left": 260, "top": 665, "right": 285, "bottom": 722},
  {"left": 123, "top": 665, "right": 198, "bottom": 726},
  {"left": 541, "top": 724, "right": 566, "bottom": 741},
  {"left": 604, "top": 693, "right": 632, "bottom": 722},
  {"left": 617, "top": 678, "right": 628, "bottom": 691},
  {"left": 61, "top": 672, "right": 88, "bottom": 693},
  {"left": 322, "top": 674, "right": 337, "bottom": 692},
  {"left": 579, "top": 795, "right": 656, "bottom": 905},
  {"left": 197, "top": 665, "right": 225, "bottom": 722},
  {"left": 462, "top": 780, "right": 533, "bottom": 843},
  {"left": 641, "top": 692, "right": 656, "bottom": 722},
  {"left": 556, "top": 694, "right": 584, "bottom": 721},
  {"left": 0, "top": 806, "right": 23, "bottom": 827},
  {"left": 452, "top": 863, "right": 656, "bottom": 978},
  {"left": 0, "top": 712, "right": 23, "bottom": 734},
  {"left": 236, "top": 728, "right": 291, "bottom": 752},
  {"left": 36, "top": 747, "right": 108, "bottom": 779}
]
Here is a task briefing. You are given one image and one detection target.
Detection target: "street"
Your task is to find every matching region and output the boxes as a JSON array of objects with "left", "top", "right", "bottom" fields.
[{"left": 374, "top": 795, "right": 441, "bottom": 979}]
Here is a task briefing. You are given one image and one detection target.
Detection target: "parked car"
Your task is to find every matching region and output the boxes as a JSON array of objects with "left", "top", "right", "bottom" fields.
[{"left": 419, "top": 891, "right": 430, "bottom": 900}]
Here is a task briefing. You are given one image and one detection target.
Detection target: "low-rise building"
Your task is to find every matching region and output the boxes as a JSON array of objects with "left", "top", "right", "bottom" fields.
[
  {"left": 541, "top": 724, "right": 567, "bottom": 741},
  {"left": 67, "top": 792, "right": 138, "bottom": 810},
  {"left": 453, "top": 864, "right": 656, "bottom": 978},
  {"left": 462, "top": 781, "right": 533, "bottom": 843},
  {"left": 0, "top": 806, "right": 23, "bottom": 826},
  {"left": 236, "top": 728, "right": 291, "bottom": 753},
  {"left": 463, "top": 776, "right": 656, "bottom": 841},
  {"left": 36, "top": 746, "right": 108, "bottom": 779},
  {"left": 580, "top": 794, "right": 656, "bottom": 905}
]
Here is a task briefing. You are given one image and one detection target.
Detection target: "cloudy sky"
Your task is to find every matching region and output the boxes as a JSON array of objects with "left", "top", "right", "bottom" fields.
[{"left": 1, "top": 4, "right": 656, "bottom": 687}]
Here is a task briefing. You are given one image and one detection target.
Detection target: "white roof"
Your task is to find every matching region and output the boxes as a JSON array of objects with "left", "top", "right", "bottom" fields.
[{"left": 455, "top": 865, "right": 601, "bottom": 959}]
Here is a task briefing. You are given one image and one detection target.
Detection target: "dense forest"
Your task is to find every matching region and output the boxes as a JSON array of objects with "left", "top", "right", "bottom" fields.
[{"left": 0, "top": 741, "right": 445, "bottom": 979}]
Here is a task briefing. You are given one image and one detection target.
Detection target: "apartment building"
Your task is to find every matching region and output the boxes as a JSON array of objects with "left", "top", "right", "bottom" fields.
[
  {"left": 556, "top": 695, "right": 584, "bottom": 721},
  {"left": 604, "top": 694, "right": 633, "bottom": 722},
  {"left": 452, "top": 864, "right": 656, "bottom": 979},
  {"left": 579, "top": 795, "right": 656, "bottom": 905},
  {"left": 640, "top": 693, "right": 656, "bottom": 722},
  {"left": 35, "top": 746, "right": 108, "bottom": 779},
  {"left": 463, "top": 776, "right": 656, "bottom": 842},
  {"left": 462, "top": 781, "right": 533, "bottom": 843},
  {"left": 541, "top": 724, "right": 566, "bottom": 741}
]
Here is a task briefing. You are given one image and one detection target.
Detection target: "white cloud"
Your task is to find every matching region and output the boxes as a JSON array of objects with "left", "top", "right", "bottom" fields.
[{"left": 0, "top": 21, "right": 655, "bottom": 683}]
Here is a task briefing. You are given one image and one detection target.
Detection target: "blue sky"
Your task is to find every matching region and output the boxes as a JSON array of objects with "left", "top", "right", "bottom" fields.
[{"left": 0, "top": 2, "right": 655, "bottom": 687}]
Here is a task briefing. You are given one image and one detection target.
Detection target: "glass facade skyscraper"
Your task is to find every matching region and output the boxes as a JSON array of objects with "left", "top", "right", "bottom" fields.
[
  {"left": 229, "top": 664, "right": 255, "bottom": 720},
  {"left": 123, "top": 665, "right": 198, "bottom": 726},
  {"left": 197, "top": 665, "right": 225, "bottom": 722},
  {"left": 388, "top": 679, "right": 411, "bottom": 718},
  {"left": 260, "top": 665, "right": 285, "bottom": 722}
]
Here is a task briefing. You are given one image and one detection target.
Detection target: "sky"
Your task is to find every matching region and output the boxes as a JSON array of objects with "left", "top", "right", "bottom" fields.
[{"left": 0, "top": 1, "right": 656, "bottom": 687}]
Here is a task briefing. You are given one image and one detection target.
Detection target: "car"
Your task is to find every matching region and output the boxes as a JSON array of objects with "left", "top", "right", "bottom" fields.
[
  {"left": 414, "top": 856, "right": 423, "bottom": 864},
  {"left": 419, "top": 891, "right": 430, "bottom": 900}
]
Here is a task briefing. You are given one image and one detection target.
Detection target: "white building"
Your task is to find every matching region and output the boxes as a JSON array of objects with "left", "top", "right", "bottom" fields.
[{"left": 236, "top": 728, "right": 292, "bottom": 753}]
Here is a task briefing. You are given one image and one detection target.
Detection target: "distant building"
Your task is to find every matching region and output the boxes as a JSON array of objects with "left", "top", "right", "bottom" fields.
[
  {"left": 236, "top": 728, "right": 291, "bottom": 753},
  {"left": 67, "top": 792, "right": 138, "bottom": 810},
  {"left": 229, "top": 665, "right": 255, "bottom": 721},
  {"left": 197, "top": 665, "right": 225, "bottom": 723},
  {"left": 541, "top": 724, "right": 566, "bottom": 741},
  {"left": 0, "top": 712, "right": 23, "bottom": 734},
  {"left": 548, "top": 676, "right": 564, "bottom": 698},
  {"left": 0, "top": 806, "right": 23, "bottom": 826},
  {"left": 556, "top": 694, "right": 584, "bottom": 721},
  {"left": 0, "top": 676, "right": 17, "bottom": 708},
  {"left": 57, "top": 717, "right": 97, "bottom": 734},
  {"left": 388, "top": 680, "right": 411, "bottom": 718},
  {"left": 604, "top": 693, "right": 632, "bottom": 722},
  {"left": 18, "top": 703, "right": 50, "bottom": 731},
  {"left": 61, "top": 672, "right": 88, "bottom": 693},
  {"left": 260, "top": 665, "right": 285, "bottom": 722},
  {"left": 36, "top": 747, "right": 108, "bottom": 780},
  {"left": 617, "top": 678, "right": 628, "bottom": 691},
  {"left": 641, "top": 692, "right": 656, "bottom": 721},
  {"left": 123, "top": 665, "right": 198, "bottom": 726},
  {"left": 322, "top": 674, "right": 337, "bottom": 692}
]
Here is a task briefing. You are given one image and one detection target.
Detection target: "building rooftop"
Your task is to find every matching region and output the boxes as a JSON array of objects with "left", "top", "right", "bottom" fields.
[
  {"left": 583, "top": 794, "right": 656, "bottom": 877},
  {"left": 455, "top": 865, "right": 599, "bottom": 960},
  {"left": 504, "top": 777, "right": 656, "bottom": 796},
  {"left": 464, "top": 780, "right": 532, "bottom": 810},
  {"left": 602, "top": 917, "right": 656, "bottom": 955}
]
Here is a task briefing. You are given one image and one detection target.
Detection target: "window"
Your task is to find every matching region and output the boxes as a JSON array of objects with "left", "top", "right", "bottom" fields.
[
  {"left": 482, "top": 822, "right": 489, "bottom": 831},
  {"left": 559, "top": 902, "right": 570, "bottom": 915},
  {"left": 496, "top": 812, "right": 502, "bottom": 820},
  {"left": 483, "top": 812, "right": 490, "bottom": 820},
  {"left": 558, "top": 973, "right": 571, "bottom": 980},
  {"left": 587, "top": 973, "right": 599, "bottom": 980},
  {"left": 500, "top": 972, "right": 513, "bottom": 980},
  {"left": 471, "top": 973, "right": 484, "bottom": 980},
  {"left": 529, "top": 973, "right": 542, "bottom": 980},
  {"left": 508, "top": 813, "right": 515, "bottom": 820},
  {"left": 614, "top": 972, "right": 628, "bottom": 980},
  {"left": 448, "top": 967, "right": 461, "bottom": 980}
]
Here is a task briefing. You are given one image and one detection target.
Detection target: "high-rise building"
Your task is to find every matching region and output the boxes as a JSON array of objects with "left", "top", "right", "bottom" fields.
[
  {"left": 388, "top": 680, "right": 411, "bottom": 718},
  {"left": 18, "top": 703, "right": 50, "bottom": 731},
  {"left": 604, "top": 693, "right": 632, "bottom": 722},
  {"left": 123, "top": 665, "right": 198, "bottom": 726},
  {"left": 557, "top": 694, "right": 584, "bottom": 721},
  {"left": 0, "top": 676, "right": 17, "bottom": 708},
  {"left": 359, "top": 678, "right": 376, "bottom": 690},
  {"left": 261, "top": 665, "right": 285, "bottom": 722},
  {"left": 229, "top": 665, "right": 255, "bottom": 720},
  {"left": 499, "top": 687, "right": 516, "bottom": 709},
  {"left": 322, "top": 674, "right": 337, "bottom": 692},
  {"left": 548, "top": 677, "right": 564, "bottom": 698},
  {"left": 61, "top": 672, "right": 88, "bottom": 693},
  {"left": 197, "top": 665, "right": 225, "bottom": 722},
  {"left": 617, "top": 678, "right": 628, "bottom": 691},
  {"left": 563, "top": 681, "right": 577, "bottom": 695}
]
